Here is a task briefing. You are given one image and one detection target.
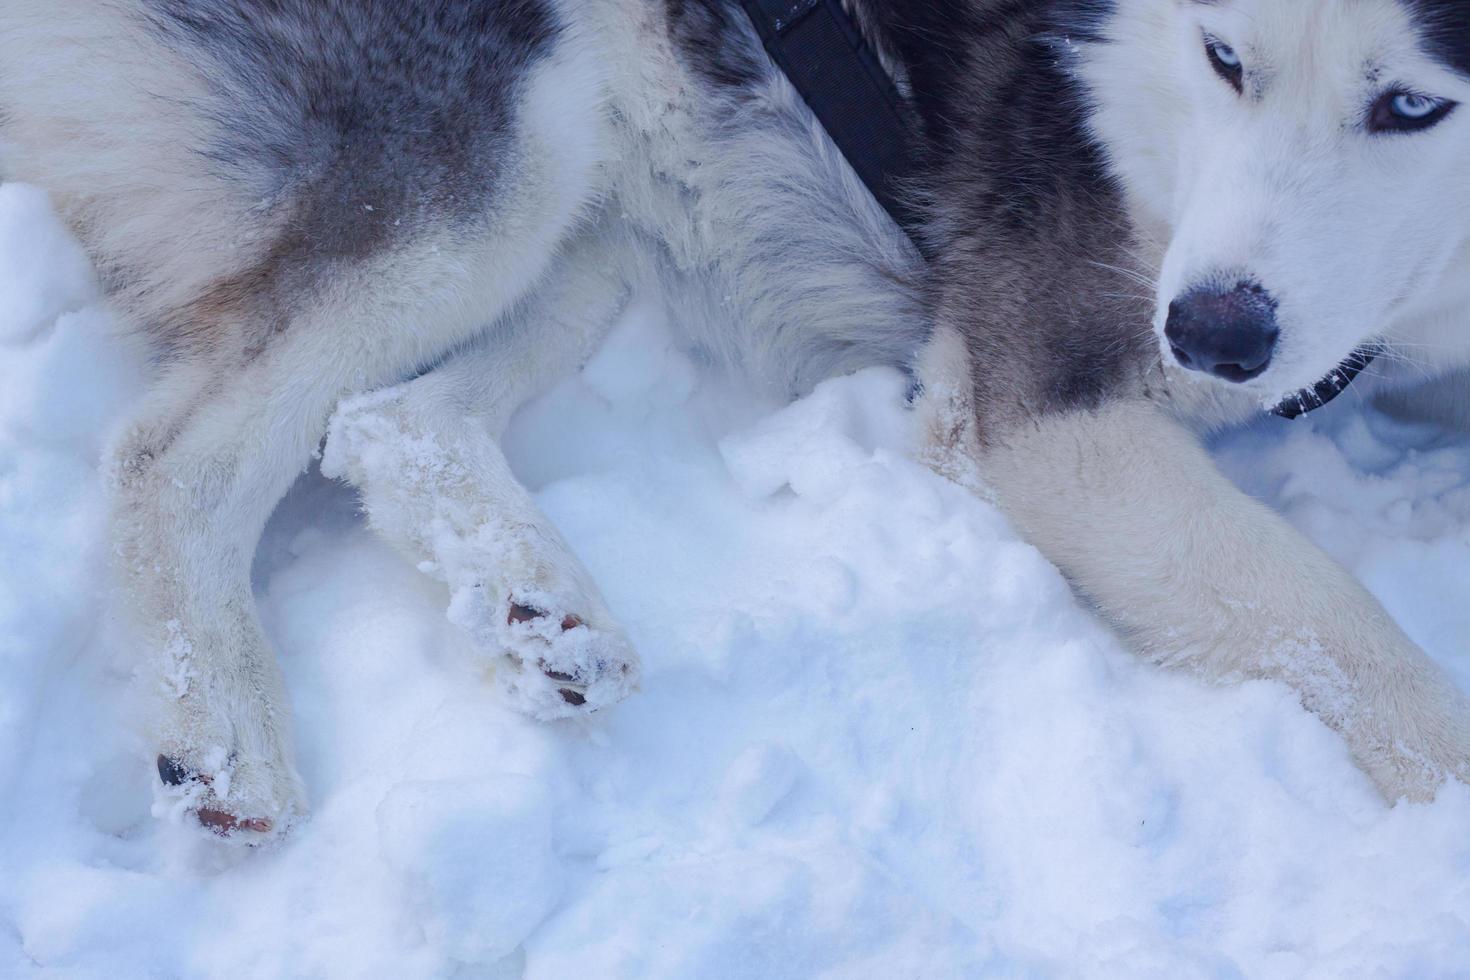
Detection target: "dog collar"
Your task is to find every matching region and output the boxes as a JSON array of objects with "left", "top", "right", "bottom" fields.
[
  {"left": 1270, "top": 348, "right": 1377, "bottom": 419},
  {"left": 737, "top": 0, "right": 922, "bottom": 238}
]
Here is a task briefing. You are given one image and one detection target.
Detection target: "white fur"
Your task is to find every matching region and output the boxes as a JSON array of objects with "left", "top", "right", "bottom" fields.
[
  {"left": 576, "top": 0, "right": 923, "bottom": 393},
  {"left": 920, "top": 322, "right": 1470, "bottom": 800},
  {"left": 1077, "top": 0, "right": 1470, "bottom": 412},
  {"left": 321, "top": 230, "right": 643, "bottom": 720}
]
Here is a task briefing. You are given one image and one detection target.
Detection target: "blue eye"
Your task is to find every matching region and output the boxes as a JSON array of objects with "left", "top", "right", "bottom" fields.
[
  {"left": 1211, "top": 42, "right": 1241, "bottom": 69},
  {"left": 1392, "top": 92, "right": 1440, "bottom": 119},
  {"left": 1369, "top": 89, "right": 1457, "bottom": 133},
  {"left": 1204, "top": 36, "right": 1244, "bottom": 93}
]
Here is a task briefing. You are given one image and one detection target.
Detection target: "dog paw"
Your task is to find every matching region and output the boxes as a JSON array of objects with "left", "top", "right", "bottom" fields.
[
  {"left": 154, "top": 748, "right": 307, "bottom": 842},
  {"left": 490, "top": 593, "right": 641, "bottom": 720},
  {"left": 1352, "top": 679, "right": 1470, "bottom": 804},
  {"left": 1366, "top": 742, "right": 1470, "bottom": 805}
]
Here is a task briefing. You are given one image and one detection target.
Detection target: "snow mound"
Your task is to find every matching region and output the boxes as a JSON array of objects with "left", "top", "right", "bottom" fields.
[{"left": 2, "top": 186, "right": 1469, "bottom": 976}]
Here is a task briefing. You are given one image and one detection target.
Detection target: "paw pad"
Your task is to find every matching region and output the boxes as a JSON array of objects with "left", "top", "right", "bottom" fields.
[
  {"left": 155, "top": 754, "right": 276, "bottom": 836},
  {"left": 506, "top": 603, "right": 600, "bottom": 703},
  {"left": 492, "top": 594, "right": 640, "bottom": 718},
  {"left": 508, "top": 603, "right": 583, "bottom": 632}
]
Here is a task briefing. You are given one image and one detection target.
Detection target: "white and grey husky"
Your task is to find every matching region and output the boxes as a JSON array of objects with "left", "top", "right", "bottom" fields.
[{"left": 2, "top": 0, "right": 1468, "bottom": 838}]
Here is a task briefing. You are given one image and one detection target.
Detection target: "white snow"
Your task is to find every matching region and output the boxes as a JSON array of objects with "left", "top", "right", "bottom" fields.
[{"left": 2, "top": 184, "right": 1469, "bottom": 977}]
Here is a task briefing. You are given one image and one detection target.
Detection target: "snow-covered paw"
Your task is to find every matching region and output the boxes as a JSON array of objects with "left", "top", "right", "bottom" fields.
[
  {"left": 493, "top": 595, "right": 640, "bottom": 719},
  {"left": 153, "top": 748, "right": 307, "bottom": 842},
  {"left": 1349, "top": 671, "right": 1470, "bottom": 804}
]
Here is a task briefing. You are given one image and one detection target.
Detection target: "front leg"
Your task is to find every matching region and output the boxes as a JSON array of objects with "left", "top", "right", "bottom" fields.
[
  {"left": 323, "top": 238, "right": 641, "bottom": 718},
  {"left": 916, "top": 329, "right": 1470, "bottom": 801},
  {"left": 323, "top": 374, "right": 640, "bottom": 718}
]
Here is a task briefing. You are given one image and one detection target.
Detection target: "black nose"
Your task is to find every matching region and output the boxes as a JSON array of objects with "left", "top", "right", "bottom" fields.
[{"left": 1164, "top": 282, "right": 1280, "bottom": 383}]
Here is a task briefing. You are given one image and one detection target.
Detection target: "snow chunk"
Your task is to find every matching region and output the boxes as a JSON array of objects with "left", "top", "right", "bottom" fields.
[
  {"left": 716, "top": 742, "right": 803, "bottom": 828},
  {"left": 377, "top": 778, "right": 564, "bottom": 967},
  {"left": 0, "top": 184, "right": 96, "bottom": 345},
  {"left": 718, "top": 367, "right": 909, "bottom": 502}
]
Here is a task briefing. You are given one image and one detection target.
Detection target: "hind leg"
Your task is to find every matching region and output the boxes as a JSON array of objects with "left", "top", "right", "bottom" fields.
[
  {"left": 324, "top": 235, "right": 642, "bottom": 717},
  {"left": 115, "top": 222, "right": 588, "bottom": 838},
  {"left": 115, "top": 354, "right": 327, "bottom": 838},
  {"left": 1, "top": 0, "right": 616, "bottom": 838}
]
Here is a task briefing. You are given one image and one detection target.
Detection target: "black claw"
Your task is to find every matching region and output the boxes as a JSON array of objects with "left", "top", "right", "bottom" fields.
[
  {"left": 544, "top": 669, "right": 577, "bottom": 683},
  {"left": 157, "top": 755, "right": 191, "bottom": 786}
]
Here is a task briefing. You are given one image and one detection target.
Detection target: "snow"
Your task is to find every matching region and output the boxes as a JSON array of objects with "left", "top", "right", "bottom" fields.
[{"left": 3, "top": 184, "right": 1470, "bottom": 977}]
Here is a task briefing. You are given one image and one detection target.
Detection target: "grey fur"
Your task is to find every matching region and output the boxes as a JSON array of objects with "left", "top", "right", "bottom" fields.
[
  {"left": 126, "top": 0, "right": 559, "bottom": 353},
  {"left": 141, "top": 0, "right": 557, "bottom": 232}
]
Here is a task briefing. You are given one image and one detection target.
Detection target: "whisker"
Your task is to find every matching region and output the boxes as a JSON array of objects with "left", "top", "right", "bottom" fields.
[{"left": 1087, "top": 259, "right": 1159, "bottom": 292}]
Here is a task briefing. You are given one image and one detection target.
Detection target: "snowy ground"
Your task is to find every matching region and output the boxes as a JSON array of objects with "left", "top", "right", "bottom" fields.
[{"left": 2, "top": 180, "right": 1470, "bottom": 978}]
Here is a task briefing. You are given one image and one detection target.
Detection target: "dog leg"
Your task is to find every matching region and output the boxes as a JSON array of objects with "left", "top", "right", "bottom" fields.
[
  {"left": 324, "top": 241, "right": 641, "bottom": 719},
  {"left": 917, "top": 328, "right": 1470, "bottom": 801},
  {"left": 119, "top": 239, "right": 569, "bottom": 836},
  {"left": 114, "top": 352, "right": 345, "bottom": 840}
]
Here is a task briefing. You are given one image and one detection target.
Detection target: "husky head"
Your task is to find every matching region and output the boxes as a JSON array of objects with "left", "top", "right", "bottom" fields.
[{"left": 1080, "top": 0, "right": 1470, "bottom": 403}]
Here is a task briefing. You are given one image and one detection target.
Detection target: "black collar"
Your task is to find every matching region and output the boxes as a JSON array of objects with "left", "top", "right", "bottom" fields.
[
  {"left": 736, "top": 0, "right": 922, "bottom": 237},
  {"left": 1271, "top": 348, "right": 1377, "bottom": 419}
]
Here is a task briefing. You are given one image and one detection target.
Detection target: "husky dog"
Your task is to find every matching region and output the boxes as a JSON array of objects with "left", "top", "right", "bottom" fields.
[{"left": 1, "top": 0, "right": 1467, "bottom": 839}]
